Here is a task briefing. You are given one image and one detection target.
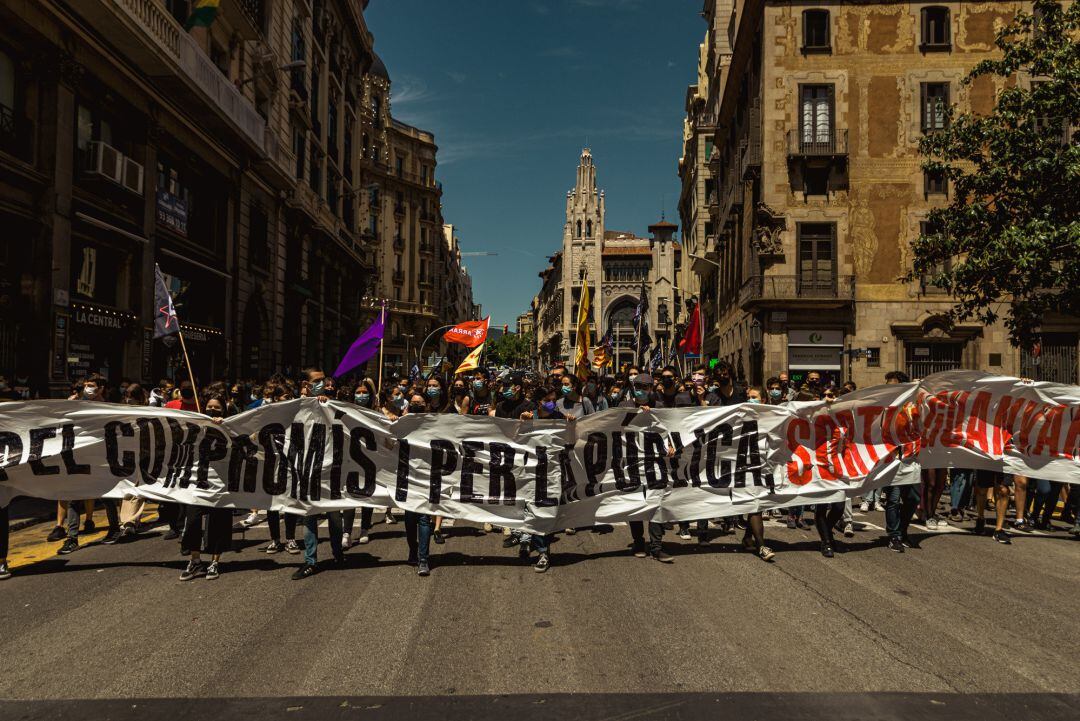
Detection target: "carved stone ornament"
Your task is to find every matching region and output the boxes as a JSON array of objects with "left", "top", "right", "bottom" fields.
[{"left": 752, "top": 202, "right": 786, "bottom": 257}]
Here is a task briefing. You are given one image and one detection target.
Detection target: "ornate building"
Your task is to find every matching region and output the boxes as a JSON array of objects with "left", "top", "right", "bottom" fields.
[
  {"left": 532, "top": 149, "right": 681, "bottom": 370},
  {"left": 679, "top": 0, "right": 1079, "bottom": 387},
  {"left": 0, "top": 0, "right": 469, "bottom": 393}
]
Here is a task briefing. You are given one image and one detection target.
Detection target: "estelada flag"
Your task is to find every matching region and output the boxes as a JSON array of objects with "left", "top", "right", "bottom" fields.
[
  {"left": 455, "top": 342, "right": 485, "bottom": 375},
  {"left": 444, "top": 317, "right": 489, "bottom": 348}
]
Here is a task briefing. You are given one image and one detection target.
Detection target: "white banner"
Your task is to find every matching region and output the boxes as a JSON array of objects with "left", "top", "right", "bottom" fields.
[{"left": 0, "top": 372, "right": 1078, "bottom": 533}]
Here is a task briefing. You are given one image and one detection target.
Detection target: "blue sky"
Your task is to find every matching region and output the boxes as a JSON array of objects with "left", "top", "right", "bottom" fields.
[{"left": 366, "top": 0, "right": 704, "bottom": 327}]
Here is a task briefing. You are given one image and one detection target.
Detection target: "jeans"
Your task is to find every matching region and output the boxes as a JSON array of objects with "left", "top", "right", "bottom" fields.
[
  {"left": 404, "top": 511, "right": 432, "bottom": 564},
  {"left": 863, "top": 488, "right": 881, "bottom": 506},
  {"left": 885, "top": 485, "right": 920, "bottom": 540},
  {"left": 65, "top": 499, "right": 119, "bottom": 540},
  {"left": 531, "top": 533, "right": 550, "bottom": 555},
  {"left": 629, "top": 520, "right": 664, "bottom": 554},
  {"left": 949, "top": 469, "right": 973, "bottom": 511},
  {"left": 842, "top": 498, "right": 853, "bottom": 525},
  {"left": 303, "top": 511, "right": 343, "bottom": 566},
  {"left": 342, "top": 507, "right": 374, "bottom": 536},
  {"left": 787, "top": 505, "right": 804, "bottom": 519},
  {"left": 1031, "top": 480, "right": 1062, "bottom": 525}
]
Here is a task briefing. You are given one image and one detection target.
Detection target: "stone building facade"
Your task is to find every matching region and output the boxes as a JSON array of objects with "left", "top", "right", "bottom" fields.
[
  {"left": 532, "top": 149, "right": 681, "bottom": 371},
  {"left": 680, "top": 0, "right": 1079, "bottom": 388},
  {"left": 0, "top": 0, "right": 469, "bottom": 395}
]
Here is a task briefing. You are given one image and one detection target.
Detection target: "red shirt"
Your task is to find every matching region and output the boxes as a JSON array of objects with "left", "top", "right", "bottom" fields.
[{"left": 165, "top": 399, "right": 199, "bottom": 412}]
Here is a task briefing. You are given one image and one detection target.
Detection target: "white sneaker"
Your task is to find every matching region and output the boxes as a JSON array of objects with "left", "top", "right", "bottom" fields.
[
  {"left": 241, "top": 512, "right": 259, "bottom": 527},
  {"left": 843, "top": 522, "right": 854, "bottom": 538},
  {"left": 384, "top": 511, "right": 397, "bottom": 525},
  {"left": 341, "top": 532, "right": 351, "bottom": 549},
  {"left": 859, "top": 501, "right": 870, "bottom": 513},
  {"left": 357, "top": 528, "right": 371, "bottom": 544},
  {"left": 874, "top": 501, "right": 886, "bottom": 512},
  {"left": 679, "top": 530, "right": 692, "bottom": 540}
]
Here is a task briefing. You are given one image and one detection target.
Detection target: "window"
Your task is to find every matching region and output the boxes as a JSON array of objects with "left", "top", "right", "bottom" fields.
[
  {"left": 309, "top": 141, "right": 321, "bottom": 195},
  {"left": 906, "top": 342, "right": 962, "bottom": 378},
  {"left": 586, "top": 219, "right": 593, "bottom": 238},
  {"left": 802, "top": 10, "right": 830, "bottom": 51},
  {"left": 924, "top": 168, "right": 947, "bottom": 196},
  {"left": 920, "top": 82, "right": 950, "bottom": 133},
  {"left": 804, "top": 166, "right": 830, "bottom": 196},
  {"left": 866, "top": 347, "right": 881, "bottom": 367},
  {"left": 327, "top": 101, "right": 338, "bottom": 164},
  {"left": 918, "top": 220, "right": 951, "bottom": 292},
  {"left": 249, "top": 202, "right": 269, "bottom": 268},
  {"left": 800, "top": 84, "right": 834, "bottom": 146},
  {"left": 797, "top": 222, "right": 836, "bottom": 295},
  {"left": 576, "top": 220, "right": 582, "bottom": 238},
  {"left": 395, "top": 155, "right": 404, "bottom": 178},
  {"left": 921, "top": 7, "right": 951, "bottom": 49},
  {"left": 372, "top": 94, "right": 382, "bottom": 129}
]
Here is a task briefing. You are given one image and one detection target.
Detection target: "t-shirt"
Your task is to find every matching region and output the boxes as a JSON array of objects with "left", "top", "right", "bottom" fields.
[
  {"left": 556, "top": 396, "right": 594, "bottom": 418},
  {"left": 468, "top": 395, "right": 493, "bottom": 416},
  {"left": 707, "top": 386, "right": 746, "bottom": 407},
  {"left": 165, "top": 399, "right": 200, "bottom": 412},
  {"left": 495, "top": 397, "right": 536, "bottom": 419}
]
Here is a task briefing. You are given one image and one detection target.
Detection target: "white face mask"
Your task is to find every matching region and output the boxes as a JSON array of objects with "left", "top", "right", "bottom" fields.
[{"left": 83, "top": 386, "right": 97, "bottom": 399}]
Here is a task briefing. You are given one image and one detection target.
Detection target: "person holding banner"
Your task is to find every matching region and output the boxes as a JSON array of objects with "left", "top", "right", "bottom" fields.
[
  {"left": 624, "top": 373, "right": 673, "bottom": 563},
  {"left": 341, "top": 378, "right": 380, "bottom": 548},
  {"left": 179, "top": 395, "right": 234, "bottom": 581},
  {"left": 401, "top": 391, "right": 435, "bottom": 577}
]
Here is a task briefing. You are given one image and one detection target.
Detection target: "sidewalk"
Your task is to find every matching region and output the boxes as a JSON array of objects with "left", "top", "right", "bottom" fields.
[{"left": 7, "top": 497, "right": 57, "bottom": 532}]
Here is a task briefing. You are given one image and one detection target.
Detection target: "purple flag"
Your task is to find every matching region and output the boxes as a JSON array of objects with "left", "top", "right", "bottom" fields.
[{"left": 333, "top": 313, "right": 385, "bottom": 377}]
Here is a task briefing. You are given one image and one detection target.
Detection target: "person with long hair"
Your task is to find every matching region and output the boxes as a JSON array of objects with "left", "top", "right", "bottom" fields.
[{"left": 342, "top": 378, "right": 379, "bottom": 547}]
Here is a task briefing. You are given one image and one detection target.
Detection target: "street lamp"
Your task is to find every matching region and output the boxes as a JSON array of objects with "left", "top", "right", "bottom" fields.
[
  {"left": 237, "top": 60, "right": 307, "bottom": 88},
  {"left": 750, "top": 318, "right": 763, "bottom": 349}
]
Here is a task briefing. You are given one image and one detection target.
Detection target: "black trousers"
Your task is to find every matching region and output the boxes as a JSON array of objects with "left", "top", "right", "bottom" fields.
[
  {"left": 814, "top": 502, "right": 845, "bottom": 544},
  {"left": 157, "top": 502, "right": 185, "bottom": 534},
  {"left": 341, "top": 507, "right": 374, "bottom": 535},
  {"left": 180, "top": 506, "right": 233, "bottom": 555},
  {"left": 628, "top": 521, "right": 664, "bottom": 553},
  {"left": 0, "top": 504, "right": 8, "bottom": 559},
  {"left": 267, "top": 510, "right": 298, "bottom": 543}
]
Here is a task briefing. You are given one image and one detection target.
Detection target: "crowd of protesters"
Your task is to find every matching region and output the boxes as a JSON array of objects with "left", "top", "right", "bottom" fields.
[{"left": 0, "top": 363, "right": 1078, "bottom": 582}]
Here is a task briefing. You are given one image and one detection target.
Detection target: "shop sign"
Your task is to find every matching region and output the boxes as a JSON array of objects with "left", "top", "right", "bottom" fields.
[
  {"left": 788, "top": 329, "right": 844, "bottom": 347},
  {"left": 156, "top": 189, "right": 188, "bottom": 236},
  {"left": 788, "top": 345, "right": 843, "bottom": 370},
  {"left": 74, "top": 307, "right": 126, "bottom": 330}
]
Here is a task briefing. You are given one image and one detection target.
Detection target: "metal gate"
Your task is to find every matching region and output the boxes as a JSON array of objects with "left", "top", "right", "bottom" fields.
[
  {"left": 905, "top": 342, "right": 962, "bottom": 379},
  {"left": 1021, "top": 333, "right": 1079, "bottom": 384}
]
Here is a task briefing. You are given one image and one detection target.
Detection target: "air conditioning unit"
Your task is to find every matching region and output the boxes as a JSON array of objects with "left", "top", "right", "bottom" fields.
[
  {"left": 85, "top": 140, "right": 123, "bottom": 184},
  {"left": 122, "top": 156, "right": 144, "bottom": 196}
]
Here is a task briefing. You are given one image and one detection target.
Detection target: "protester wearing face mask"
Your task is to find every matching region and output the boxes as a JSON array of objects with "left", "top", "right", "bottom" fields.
[
  {"left": 382, "top": 386, "right": 408, "bottom": 420},
  {"left": 555, "top": 374, "right": 594, "bottom": 421},
  {"left": 706, "top": 361, "right": 744, "bottom": 407},
  {"left": 56, "top": 374, "right": 122, "bottom": 554},
  {"left": 179, "top": 396, "right": 234, "bottom": 580},
  {"left": 423, "top": 377, "right": 449, "bottom": 413},
  {"left": 621, "top": 373, "right": 672, "bottom": 562},
  {"left": 395, "top": 394, "right": 435, "bottom": 576},
  {"left": 165, "top": 379, "right": 200, "bottom": 412},
  {"left": 466, "top": 370, "right": 494, "bottom": 416},
  {"left": 339, "top": 384, "right": 378, "bottom": 549}
]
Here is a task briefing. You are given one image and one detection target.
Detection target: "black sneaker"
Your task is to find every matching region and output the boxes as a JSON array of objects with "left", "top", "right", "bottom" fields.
[
  {"left": 101, "top": 528, "right": 123, "bottom": 545},
  {"left": 406, "top": 554, "right": 418, "bottom": 566},
  {"left": 632, "top": 543, "right": 647, "bottom": 558},
  {"left": 291, "top": 564, "right": 317, "bottom": 580},
  {"left": 263, "top": 541, "right": 282, "bottom": 554},
  {"left": 0, "top": 561, "right": 10, "bottom": 580},
  {"left": 179, "top": 560, "right": 205, "bottom": 581},
  {"left": 651, "top": 550, "right": 674, "bottom": 564},
  {"left": 900, "top": 536, "right": 919, "bottom": 549},
  {"left": 46, "top": 525, "right": 66, "bottom": 542},
  {"left": 205, "top": 561, "right": 220, "bottom": 580},
  {"left": 83, "top": 520, "right": 96, "bottom": 533},
  {"left": 887, "top": 537, "right": 905, "bottom": 553},
  {"left": 163, "top": 529, "right": 179, "bottom": 540},
  {"left": 285, "top": 540, "right": 301, "bottom": 555},
  {"left": 973, "top": 518, "right": 986, "bottom": 536},
  {"left": 501, "top": 536, "right": 518, "bottom": 548},
  {"left": 417, "top": 561, "right": 431, "bottom": 577},
  {"left": 433, "top": 530, "right": 445, "bottom": 545},
  {"left": 820, "top": 542, "right": 834, "bottom": 558},
  {"left": 534, "top": 553, "right": 550, "bottom": 573},
  {"left": 993, "top": 530, "right": 1012, "bottom": 544},
  {"left": 58, "top": 538, "right": 78, "bottom": 555},
  {"left": 117, "top": 525, "right": 136, "bottom": 543}
]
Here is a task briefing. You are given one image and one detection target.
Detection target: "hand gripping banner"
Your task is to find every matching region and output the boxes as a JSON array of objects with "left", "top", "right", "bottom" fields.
[{"left": 0, "top": 372, "right": 1078, "bottom": 534}]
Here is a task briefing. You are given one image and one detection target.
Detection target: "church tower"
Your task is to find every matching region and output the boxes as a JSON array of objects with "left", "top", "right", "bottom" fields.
[{"left": 560, "top": 148, "right": 605, "bottom": 359}]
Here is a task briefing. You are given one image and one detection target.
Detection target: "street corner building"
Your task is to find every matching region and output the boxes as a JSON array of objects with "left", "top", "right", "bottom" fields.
[
  {"left": 531, "top": 148, "right": 682, "bottom": 370},
  {"left": 0, "top": 0, "right": 473, "bottom": 396},
  {"left": 675, "top": 0, "right": 1080, "bottom": 389}
]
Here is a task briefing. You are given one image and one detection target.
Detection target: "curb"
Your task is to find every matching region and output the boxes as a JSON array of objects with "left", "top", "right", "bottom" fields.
[{"left": 10, "top": 513, "right": 54, "bottom": 533}]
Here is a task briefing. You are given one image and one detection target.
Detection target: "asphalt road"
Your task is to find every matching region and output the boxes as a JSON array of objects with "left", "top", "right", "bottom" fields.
[{"left": 1, "top": 509, "right": 1077, "bottom": 720}]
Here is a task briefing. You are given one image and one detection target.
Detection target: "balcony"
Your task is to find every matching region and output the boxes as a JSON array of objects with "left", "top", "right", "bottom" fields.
[
  {"left": 392, "top": 236, "right": 404, "bottom": 250},
  {"left": 738, "top": 274, "right": 855, "bottom": 309},
  {"left": 419, "top": 240, "right": 435, "bottom": 254},
  {"left": 74, "top": 0, "right": 265, "bottom": 154},
  {"left": 0, "top": 104, "right": 33, "bottom": 164},
  {"left": 788, "top": 129, "right": 848, "bottom": 157},
  {"left": 221, "top": 0, "right": 265, "bottom": 40},
  {"left": 419, "top": 275, "right": 434, "bottom": 288},
  {"left": 393, "top": 270, "right": 405, "bottom": 284}
]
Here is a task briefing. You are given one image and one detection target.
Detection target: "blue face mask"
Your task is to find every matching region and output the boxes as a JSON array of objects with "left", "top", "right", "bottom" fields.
[
  {"left": 541, "top": 400, "right": 557, "bottom": 413},
  {"left": 501, "top": 388, "right": 517, "bottom": 400},
  {"left": 311, "top": 381, "right": 325, "bottom": 396},
  {"left": 425, "top": 387, "right": 441, "bottom": 398},
  {"left": 472, "top": 380, "right": 486, "bottom": 391},
  {"left": 748, "top": 398, "right": 761, "bottom": 404},
  {"left": 769, "top": 388, "right": 782, "bottom": 400},
  {"left": 355, "top": 392, "right": 370, "bottom": 405},
  {"left": 633, "top": 389, "right": 648, "bottom": 402},
  {"left": 559, "top": 386, "right": 573, "bottom": 397}
]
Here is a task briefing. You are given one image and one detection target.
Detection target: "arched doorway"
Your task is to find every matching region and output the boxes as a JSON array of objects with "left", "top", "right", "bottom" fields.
[
  {"left": 606, "top": 296, "right": 637, "bottom": 371},
  {"left": 241, "top": 294, "right": 271, "bottom": 379}
]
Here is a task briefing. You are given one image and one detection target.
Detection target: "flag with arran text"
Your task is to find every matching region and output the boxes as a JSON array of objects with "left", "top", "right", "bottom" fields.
[
  {"left": 444, "top": 318, "right": 489, "bottom": 348},
  {"left": 0, "top": 372, "right": 1077, "bottom": 533},
  {"left": 153, "top": 264, "right": 179, "bottom": 339}
]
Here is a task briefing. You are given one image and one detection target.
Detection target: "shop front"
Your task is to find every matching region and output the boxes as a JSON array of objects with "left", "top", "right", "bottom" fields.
[
  {"left": 787, "top": 328, "right": 845, "bottom": 388},
  {"left": 67, "top": 300, "right": 138, "bottom": 384}
]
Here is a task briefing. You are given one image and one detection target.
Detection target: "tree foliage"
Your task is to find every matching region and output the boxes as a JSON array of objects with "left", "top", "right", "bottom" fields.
[
  {"left": 484, "top": 331, "right": 535, "bottom": 367},
  {"left": 909, "top": 0, "right": 1080, "bottom": 349}
]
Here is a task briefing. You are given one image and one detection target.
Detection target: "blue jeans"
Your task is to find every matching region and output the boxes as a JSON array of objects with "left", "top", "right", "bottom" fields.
[
  {"left": 404, "top": 511, "right": 432, "bottom": 564},
  {"left": 885, "top": 485, "right": 920, "bottom": 540},
  {"left": 303, "top": 511, "right": 343, "bottom": 566},
  {"left": 531, "top": 533, "right": 550, "bottom": 554},
  {"left": 863, "top": 488, "right": 881, "bottom": 506},
  {"left": 949, "top": 469, "right": 972, "bottom": 511}
]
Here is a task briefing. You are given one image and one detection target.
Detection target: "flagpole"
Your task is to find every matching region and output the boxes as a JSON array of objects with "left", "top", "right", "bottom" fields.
[
  {"left": 176, "top": 327, "right": 201, "bottom": 413},
  {"left": 376, "top": 302, "right": 386, "bottom": 392}
]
